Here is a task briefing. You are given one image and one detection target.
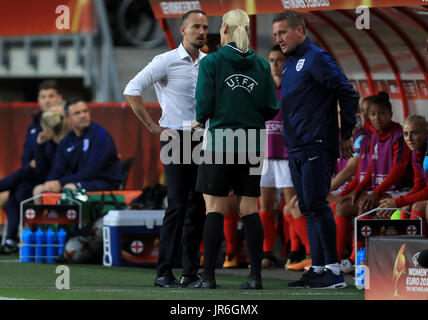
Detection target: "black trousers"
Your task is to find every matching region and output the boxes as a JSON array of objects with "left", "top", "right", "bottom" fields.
[
  {"left": 157, "top": 131, "right": 206, "bottom": 277},
  {"left": 0, "top": 166, "right": 39, "bottom": 240}
]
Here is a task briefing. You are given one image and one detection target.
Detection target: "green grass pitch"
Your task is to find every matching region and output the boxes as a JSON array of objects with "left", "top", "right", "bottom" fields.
[{"left": 0, "top": 254, "right": 364, "bottom": 300}]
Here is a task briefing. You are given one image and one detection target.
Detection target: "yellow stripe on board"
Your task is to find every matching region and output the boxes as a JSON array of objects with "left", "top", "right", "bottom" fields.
[
  {"left": 71, "top": 0, "right": 88, "bottom": 33},
  {"left": 246, "top": 0, "right": 256, "bottom": 15}
]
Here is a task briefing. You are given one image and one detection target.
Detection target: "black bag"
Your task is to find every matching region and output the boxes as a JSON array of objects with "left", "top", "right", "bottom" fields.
[{"left": 128, "top": 183, "right": 167, "bottom": 210}]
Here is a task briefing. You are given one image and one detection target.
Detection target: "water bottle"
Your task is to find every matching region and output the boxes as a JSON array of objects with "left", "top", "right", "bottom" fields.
[
  {"left": 57, "top": 228, "right": 67, "bottom": 256},
  {"left": 423, "top": 153, "right": 428, "bottom": 175},
  {"left": 46, "top": 228, "right": 57, "bottom": 263},
  {"left": 35, "top": 228, "right": 46, "bottom": 263},
  {"left": 21, "top": 228, "right": 35, "bottom": 263},
  {"left": 355, "top": 247, "right": 366, "bottom": 289}
]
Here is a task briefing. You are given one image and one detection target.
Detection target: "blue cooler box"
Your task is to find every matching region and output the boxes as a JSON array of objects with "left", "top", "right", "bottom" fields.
[{"left": 103, "top": 210, "right": 164, "bottom": 267}]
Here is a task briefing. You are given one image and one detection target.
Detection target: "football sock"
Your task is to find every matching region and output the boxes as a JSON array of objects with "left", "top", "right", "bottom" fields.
[
  {"left": 288, "top": 218, "right": 301, "bottom": 252},
  {"left": 293, "top": 216, "right": 311, "bottom": 255},
  {"left": 202, "top": 212, "right": 224, "bottom": 280},
  {"left": 334, "top": 215, "right": 349, "bottom": 261},
  {"left": 312, "top": 266, "right": 324, "bottom": 274},
  {"left": 6, "top": 239, "right": 17, "bottom": 247},
  {"left": 223, "top": 212, "right": 238, "bottom": 255},
  {"left": 325, "top": 263, "right": 341, "bottom": 276},
  {"left": 400, "top": 210, "right": 410, "bottom": 219},
  {"left": 260, "top": 211, "right": 277, "bottom": 253},
  {"left": 241, "top": 213, "right": 264, "bottom": 279},
  {"left": 281, "top": 213, "right": 290, "bottom": 258}
]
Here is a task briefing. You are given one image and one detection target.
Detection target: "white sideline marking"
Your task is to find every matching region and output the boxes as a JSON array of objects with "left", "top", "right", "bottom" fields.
[{"left": 0, "top": 296, "right": 28, "bottom": 300}]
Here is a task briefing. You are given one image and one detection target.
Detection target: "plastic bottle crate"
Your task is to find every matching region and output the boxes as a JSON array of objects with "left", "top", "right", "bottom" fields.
[{"left": 20, "top": 227, "right": 67, "bottom": 263}]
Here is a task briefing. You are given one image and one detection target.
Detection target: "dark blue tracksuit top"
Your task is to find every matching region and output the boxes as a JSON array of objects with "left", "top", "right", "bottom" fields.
[
  {"left": 47, "top": 122, "right": 122, "bottom": 188},
  {"left": 281, "top": 37, "right": 359, "bottom": 156},
  {"left": 21, "top": 111, "right": 43, "bottom": 167}
]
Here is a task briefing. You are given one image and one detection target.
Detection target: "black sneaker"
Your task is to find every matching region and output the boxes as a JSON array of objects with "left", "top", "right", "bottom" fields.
[
  {"left": 240, "top": 276, "right": 263, "bottom": 290},
  {"left": 154, "top": 275, "right": 179, "bottom": 288},
  {"left": 187, "top": 276, "right": 216, "bottom": 289},
  {"left": 0, "top": 244, "right": 19, "bottom": 254},
  {"left": 309, "top": 268, "right": 347, "bottom": 289},
  {"left": 287, "top": 267, "right": 322, "bottom": 287}
]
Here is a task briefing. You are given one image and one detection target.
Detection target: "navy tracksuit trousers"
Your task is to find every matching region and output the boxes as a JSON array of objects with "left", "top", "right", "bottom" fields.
[
  {"left": 288, "top": 147, "right": 339, "bottom": 266},
  {"left": 0, "top": 166, "right": 38, "bottom": 240}
]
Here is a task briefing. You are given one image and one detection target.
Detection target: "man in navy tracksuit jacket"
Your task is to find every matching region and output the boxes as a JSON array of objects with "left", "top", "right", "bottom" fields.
[
  {"left": 273, "top": 11, "right": 359, "bottom": 289},
  {"left": 0, "top": 80, "right": 62, "bottom": 254},
  {"left": 34, "top": 99, "right": 122, "bottom": 195}
]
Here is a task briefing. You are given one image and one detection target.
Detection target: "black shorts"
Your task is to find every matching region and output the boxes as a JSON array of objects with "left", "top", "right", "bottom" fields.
[{"left": 196, "top": 152, "right": 262, "bottom": 197}]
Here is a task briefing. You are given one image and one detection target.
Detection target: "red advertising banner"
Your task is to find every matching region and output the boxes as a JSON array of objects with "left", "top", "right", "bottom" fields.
[
  {"left": 402, "top": 80, "right": 419, "bottom": 100},
  {"left": 0, "top": 0, "right": 95, "bottom": 36},
  {"left": 148, "top": 0, "right": 425, "bottom": 18},
  {"left": 373, "top": 80, "right": 388, "bottom": 95},
  {"left": 416, "top": 80, "right": 428, "bottom": 100},
  {"left": 386, "top": 80, "right": 401, "bottom": 99},
  {"left": 358, "top": 80, "right": 371, "bottom": 98},
  {"left": 366, "top": 237, "right": 428, "bottom": 300}
]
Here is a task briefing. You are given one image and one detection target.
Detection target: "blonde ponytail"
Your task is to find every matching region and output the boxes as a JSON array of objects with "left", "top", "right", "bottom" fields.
[
  {"left": 223, "top": 9, "right": 250, "bottom": 52},
  {"left": 41, "top": 110, "right": 70, "bottom": 141}
]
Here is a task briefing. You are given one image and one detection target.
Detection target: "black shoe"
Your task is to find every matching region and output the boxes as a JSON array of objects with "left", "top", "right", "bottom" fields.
[
  {"left": 285, "top": 251, "right": 303, "bottom": 266},
  {"left": 309, "top": 268, "right": 347, "bottom": 289},
  {"left": 288, "top": 267, "right": 321, "bottom": 287},
  {"left": 179, "top": 274, "right": 201, "bottom": 288},
  {"left": 154, "top": 275, "right": 179, "bottom": 288},
  {"left": 0, "top": 244, "right": 19, "bottom": 255},
  {"left": 240, "top": 276, "right": 263, "bottom": 290},
  {"left": 187, "top": 276, "right": 216, "bottom": 289}
]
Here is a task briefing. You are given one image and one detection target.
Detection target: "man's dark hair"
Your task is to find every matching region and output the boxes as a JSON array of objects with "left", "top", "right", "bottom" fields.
[
  {"left": 38, "top": 79, "right": 60, "bottom": 94},
  {"left": 64, "top": 97, "right": 87, "bottom": 115},
  {"left": 181, "top": 10, "right": 207, "bottom": 26},
  {"left": 269, "top": 44, "right": 283, "bottom": 53},
  {"left": 272, "top": 11, "right": 306, "bottom": 33}
]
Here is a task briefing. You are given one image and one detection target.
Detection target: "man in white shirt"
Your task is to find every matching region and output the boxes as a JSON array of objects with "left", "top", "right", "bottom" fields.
[{"left": 124, "top": 10, "right": 208, "bottom": 288}]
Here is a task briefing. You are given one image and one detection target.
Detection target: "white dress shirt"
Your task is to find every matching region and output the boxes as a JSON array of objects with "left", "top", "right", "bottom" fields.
[{"left": 123, "top": 43, "right": 206, "bottom": 130}]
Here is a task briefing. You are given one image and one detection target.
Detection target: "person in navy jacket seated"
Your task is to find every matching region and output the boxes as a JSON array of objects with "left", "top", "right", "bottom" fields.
[
  {"left": 0, "top": 80, "right": 63, "bottom": 226},
  {"left": 33, "top": 98, "right": 122, "bottom": 198}
]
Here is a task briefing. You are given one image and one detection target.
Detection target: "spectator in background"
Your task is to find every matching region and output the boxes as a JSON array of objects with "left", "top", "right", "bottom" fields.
[
  {"left": 0, "top": 80, "right": 63, "bottom": 217},
  {"left": 33, "top": 98, "right": 122, "bottom": 198},
  {"left": 0, "top": 107, "right": 68, "bottom": 253}
]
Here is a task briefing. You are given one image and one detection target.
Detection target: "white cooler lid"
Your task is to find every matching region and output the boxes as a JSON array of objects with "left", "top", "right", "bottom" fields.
[{"left": 103, "top": 210, "right": 165, "bottom": 229}]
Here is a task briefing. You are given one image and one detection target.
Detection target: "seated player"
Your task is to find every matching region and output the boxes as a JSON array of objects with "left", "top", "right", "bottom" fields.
[
  {"left": 334, "top": 92, "right": 411, "bottom": 268},
  {"left": 378, "top": 114, "right": 428, "bottom": 236}
]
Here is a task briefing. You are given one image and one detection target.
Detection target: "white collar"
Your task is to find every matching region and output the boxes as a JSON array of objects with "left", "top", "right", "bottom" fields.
[
  {"left": 225, "top": 43, "right": 249, "bottom": 54},
  {"left": 177, "top": 42, "right": 204, "bottom": 63}
]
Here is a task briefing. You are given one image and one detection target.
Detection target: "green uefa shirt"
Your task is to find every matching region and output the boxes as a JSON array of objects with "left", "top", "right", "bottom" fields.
[{"left": 195, "top": 42, "right": 280, "bottom": 153}]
